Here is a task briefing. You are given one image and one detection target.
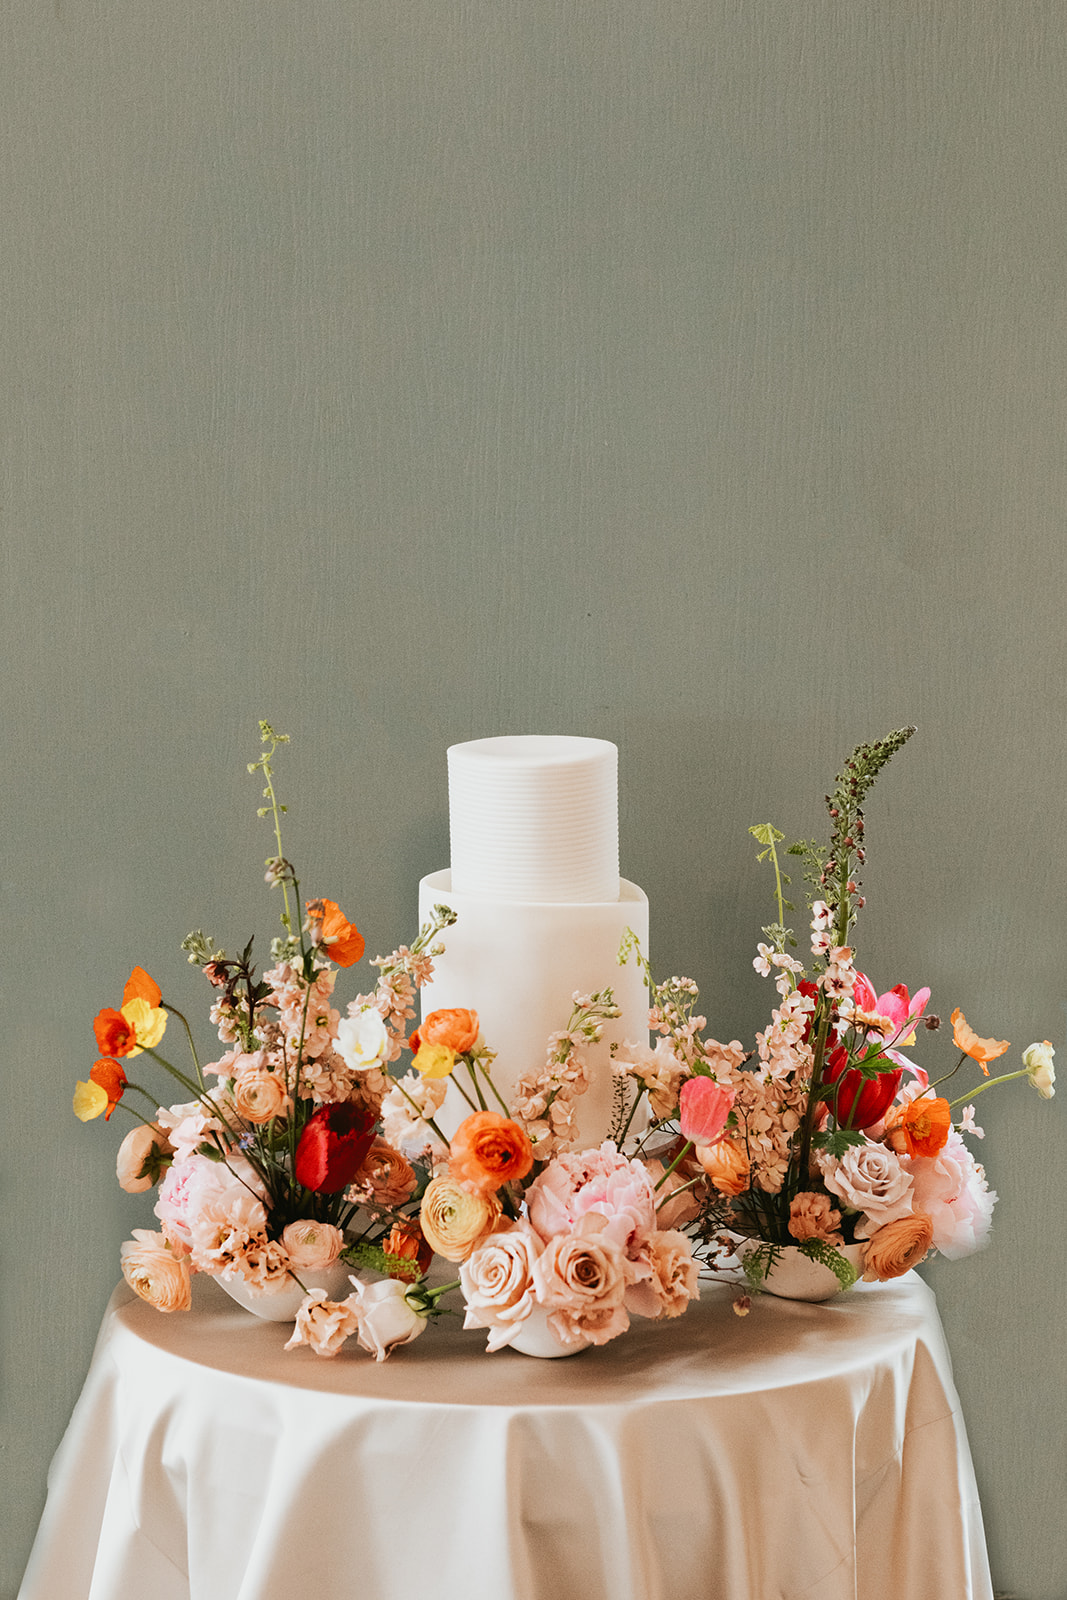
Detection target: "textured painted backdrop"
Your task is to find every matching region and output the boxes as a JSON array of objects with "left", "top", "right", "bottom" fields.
[{"left": 5, "top": 4, "right": 1065, "bottom": 1596}]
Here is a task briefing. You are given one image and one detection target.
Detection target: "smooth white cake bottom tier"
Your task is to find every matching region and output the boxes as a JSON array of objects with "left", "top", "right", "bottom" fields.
[{"left": 417, "top": 869, "right": 650, "bottom": 1146}]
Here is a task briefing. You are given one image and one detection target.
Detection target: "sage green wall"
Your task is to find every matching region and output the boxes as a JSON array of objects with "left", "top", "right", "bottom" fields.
[{"left": 5, "top": 5, "right": 1064, "bottom": 1596}]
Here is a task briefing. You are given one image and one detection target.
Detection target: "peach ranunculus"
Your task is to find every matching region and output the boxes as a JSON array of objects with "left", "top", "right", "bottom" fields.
[
  {"left": 950, "top": 1008, "right": 1010, "bottom": 1076},
  {"left": 449, "top": 1111, "right": 534, "bottom": 1193},
  {"left": 383, "top": 1220, "right": 434, "bottom": 1283},
  {"left": 419, "top": 1008, "right": 480, "bottom": 1054},
  {"left": 281, "top": 1219, "right": 344, "bottom": 1271},
  {"left": 306, "top": 898, "right": 366, "bottom": 968},
  {"left": 232, "top": 1069, "right": 289, "bottom": 1125},
  {"left": 696, "top": 1137, "right": 750, "bottom": 1197},
  {"left": 350, "top": 1139, "right": 418, "bottom": 1207},
  {"left": 419, "top": 1174, "right": 502, "bottom": 1262},
  {"left": 116, "top": 1123, "right": 173, "bottom": 1192},
  {"left": 625, "top": 1229, "right": 700, "bottom": 1320},
  {"left": 120, "top": 1229, "right": 193, "bottom": 1311},
  {"left": 460, "top": 1224, "right": 543, "bottom": 1351},
  {"left": 861, "top": 1211, "right": 934, "bottom": 1281},
  {"left": 531, "top": 1215, "right": 631, "bottom": 1346},
  {"left": 883, "top": 1095, "right": 952, "bottom": 1159},
  {"left": 283, "top": 1289, "right": 361, "bottom": 1357}
]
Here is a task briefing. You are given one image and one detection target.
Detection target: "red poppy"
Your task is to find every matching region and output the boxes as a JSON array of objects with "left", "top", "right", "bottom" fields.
[
  {"left": 89, "top": 1058, "right": 128, "bottom": 1120},
  {"left": 822, "top": 1044, "right": 902, "bottom": 1130},
  {"left": 294, "top": 1102, "right": 377, "bottom": 1193},
  {"left": 93, "top": 1008, "right": 136, "bottom": 1058}
]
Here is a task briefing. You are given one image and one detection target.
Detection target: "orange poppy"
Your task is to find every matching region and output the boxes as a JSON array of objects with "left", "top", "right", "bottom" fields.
[
  {"left": 306, "top": 899, "right": 365, "bottom": 967},
  {"left": 123, "top": 966, "right": 162, "bottom": 1008},
  {"left": 93, "top": 1007, "right": 137, "bottom": 1058},
  {"left": 89, "top": 1058, "right": 128, "bottom": 1120},
  {"left": 950, "top": 1008, "right": 1010, "bottom": 1077},
  {"left": 884, "top": 1095, "right": 952, "bottom": 1158}
]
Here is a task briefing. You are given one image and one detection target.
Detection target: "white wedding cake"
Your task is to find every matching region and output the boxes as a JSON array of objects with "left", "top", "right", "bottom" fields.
[{"left": 417, "top": 735, "right": 649, "bottom": 1145}]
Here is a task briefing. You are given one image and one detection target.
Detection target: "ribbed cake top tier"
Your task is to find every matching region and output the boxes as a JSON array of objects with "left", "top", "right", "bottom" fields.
[{"left": 446, "top": 735, "right": 620, "bottom": 903}]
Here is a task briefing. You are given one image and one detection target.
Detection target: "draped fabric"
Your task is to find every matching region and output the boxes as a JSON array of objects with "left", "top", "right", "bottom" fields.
[{"left": 20, "top": 1273, "right": 992, "bottom": 1600}]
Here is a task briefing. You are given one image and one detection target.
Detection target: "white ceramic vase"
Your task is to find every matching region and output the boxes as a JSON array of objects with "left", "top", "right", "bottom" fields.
[
  {"left": 736, "top": 1240, "right": 867, "bottom": 1303},
  {"left": 214, "top": 1258, "right": 355, "bottom": 1322},
  {"left": 506, "top": 1301, "right": 591, "bottom": 1358}
]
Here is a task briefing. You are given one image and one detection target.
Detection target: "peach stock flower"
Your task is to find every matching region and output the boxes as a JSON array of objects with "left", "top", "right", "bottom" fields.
[
  {"left": 419, "top": 1175, "right": 502, "bottom": 1262},
  {"left": 951, "top": 1008, "right": 1010, "bottom": 1076},
  {"left": 862, "top": 1212, "right": 934, "bottom": 1280},
  {"left": 120, "top": 1229, "right": 193, "bottom": 1311},
  {"left": 306, "top": 899, "right": 366, "bottom": 968},
  {"left": 449, "top": 1111, "right": 534, "bottom": 1193},
  {"left": 418, "top": 1008, "right": 480, "bottom": 1054}
]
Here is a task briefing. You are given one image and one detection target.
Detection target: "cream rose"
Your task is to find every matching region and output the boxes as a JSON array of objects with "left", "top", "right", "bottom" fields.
[
  {"left": 116, "top": 1123, "right": 172, "bottom": 1193},
  {"left": 818, "top": 1141, "right": 914, "bottom": 1236},
  {"left": 120, "top": 1229, "right": 193, "bottom": 1311},
  {"left": 460, "top": 1225, "right": 542, "bottom": 1351},
  {"left": 349, "top": 1279, "right": 426, "bottom": 1361},
  {"left": 281, "top": 1220, "right": 344, "bottom": 1272}
]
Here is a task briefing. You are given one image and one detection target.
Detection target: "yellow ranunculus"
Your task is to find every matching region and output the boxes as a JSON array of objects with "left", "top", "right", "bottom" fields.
[
  {"left": 73, "top": 1079, "right": 109, "bottom": 1121},
  {"left": 412, "top": 1042, "right": 456, "bottom": 1079},
  {"left": 120, "top": 996, "right": 168, "bottom": 1056}
]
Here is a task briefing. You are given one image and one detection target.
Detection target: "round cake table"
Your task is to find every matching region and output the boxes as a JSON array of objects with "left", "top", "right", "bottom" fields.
[{"left": 19, "top": 1272, "right": 993, "bottom": 1600}]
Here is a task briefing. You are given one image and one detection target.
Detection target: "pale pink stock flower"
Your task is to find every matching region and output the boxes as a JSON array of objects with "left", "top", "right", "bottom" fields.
[
  {"left": 121, "top": 1229, "right": 192, "bottom": 1312},
  {"left": 460, "top": 1224, "right": 543, "bottom": 1351},
  {"left": 957, "top": 1105, "right": 985, "bottom": 1139},
  {"left": 284, "top": 1289, "right": 360, "bottom": 1358},
  {"left": 349, "top": 1278, "right": 426, "bottom": 1361}
]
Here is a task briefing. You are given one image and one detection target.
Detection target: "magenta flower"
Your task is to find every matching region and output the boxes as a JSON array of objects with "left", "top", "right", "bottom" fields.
[
  {"left": 679, "top": 1076, "right": 734, "bottom": 1145},
  {"left": 852, "top": 975, "right": 931, "bottom": 1084}
]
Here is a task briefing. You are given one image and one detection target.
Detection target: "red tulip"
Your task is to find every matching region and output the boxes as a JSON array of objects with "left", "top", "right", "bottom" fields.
[
  {"left": 822, "top": 1044, "right": 902, "bottom": 1131},
  {"left": 295, "top": 1103, "right": 377, "bottom": 1194}
]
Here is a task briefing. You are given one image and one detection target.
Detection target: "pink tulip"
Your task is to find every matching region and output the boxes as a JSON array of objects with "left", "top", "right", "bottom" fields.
[{"left": 679, "top": 1076, "right": 733, "bottom": 1145}]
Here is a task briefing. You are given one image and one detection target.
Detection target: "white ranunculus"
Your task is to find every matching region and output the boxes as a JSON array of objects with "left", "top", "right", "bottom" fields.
[
  {"left": 1022, "top": 1041, "right": 1056, "bottom": 1099},
  {"left": 335, "top": 1007, "right": 390, "bottom": 1071}
]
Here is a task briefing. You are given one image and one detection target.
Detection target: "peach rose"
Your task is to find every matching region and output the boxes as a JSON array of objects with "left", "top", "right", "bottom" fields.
[
  {"left": 120, "top": 1229, "right": 193, "bottom": 1311},
  {"left": 460, "top": 1224, "right": 542, "bottom": 1351},
  {"left": 419, "top": 1175, "right": 502, "bottom": 1262},
  {"left": 449, "top": 1111, "right": 534, "bottom": 1193},
  {"left": 696, "top": 1137, "right": 750, "bottom": 1197},
  {"left": 233, "top": 1070, "right": 288, "bottom": 1124},
  {"left": 419, "top": 1008, "right": 480, "bottom": 1054},
  {"left": 281, "top": 1220, "right": 344, "bottom": 1271},
  {"left": 862, "top": 1211, "right": 934, "bottom": 1281},
  {"left": 531, "top": 1216, "right": 630, "bottom": 1346},
  {"left": 116, "top": 1123, "right": 173, "bottom": 1193}
]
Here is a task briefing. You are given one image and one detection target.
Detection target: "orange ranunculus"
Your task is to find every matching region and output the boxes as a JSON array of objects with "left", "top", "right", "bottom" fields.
[
  {"left": 862, "top": 1212, "right": 934, "bottom": 1281},
  {"left": 420, "top": 1175, "right": 502, "bottom": 1262},
  {"left": 449, "top": 1110, "right": 534, "bottom": 1193},
  {"left": 696, "top": 1137, "right": 750, "bottom": 1197},
  {"left": 123, "top": 966, "right": 162, "bottom": 1009},
  {"left": 384, "top": 1221, "right": 434, "bottom": 1283},
  {"left": 883, "top": 1095, "right": 952, "bottom": 1158},
  {"left": 950, "top": 1008, "right": 1010, "bottom": 1077},
  {"left": 89, "top": 1058, "right": 128, "bottom": 1120},
  {"left": 306, "top": 898, "right": 366, "bottom": 967},
  {"left": 94, "top": 1007, "right": 137, "bottom": 1058},
  {"left": 420, "top": 1008, "right": 480, "bottom": 1055}
]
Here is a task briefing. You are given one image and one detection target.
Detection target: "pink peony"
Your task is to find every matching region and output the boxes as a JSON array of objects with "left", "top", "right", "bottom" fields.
[
  {"left": 905, "top": 1130, "right": 997, "bottom": 1259},
  {"left": 525, "top": 1141, "right": 656, "bottom": 1258},
  {"left": 155, "top": 1153, "right": 268, "bottom": 1254},
  {"left": 460, "top": 1224, "right": 543, "bottom": 1351}
]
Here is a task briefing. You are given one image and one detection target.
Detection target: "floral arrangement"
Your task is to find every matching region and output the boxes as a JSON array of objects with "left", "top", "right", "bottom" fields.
[
  {"left": 75, "top": 723, "right": 700, "bottom": 1360},
  {"left": 607, "top": 725, "right": 1055, "bottom": 1304}
]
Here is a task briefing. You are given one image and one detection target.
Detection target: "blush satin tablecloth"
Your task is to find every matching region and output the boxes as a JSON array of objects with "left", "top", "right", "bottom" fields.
[{"left": 20, "top": 1272, "right": 993, "bottom": 1600}]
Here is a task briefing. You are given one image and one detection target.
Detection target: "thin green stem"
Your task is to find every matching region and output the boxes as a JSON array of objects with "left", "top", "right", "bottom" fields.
[
  {"left": 654, "top": 1138, "right": 693, "bottom": 1191},
  {"left": 948, "top": 1069, "right": 1028, "bottom": 1108},
  {"left": 160, "top": 1000, "right": 203, "bottom": 1088}
]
